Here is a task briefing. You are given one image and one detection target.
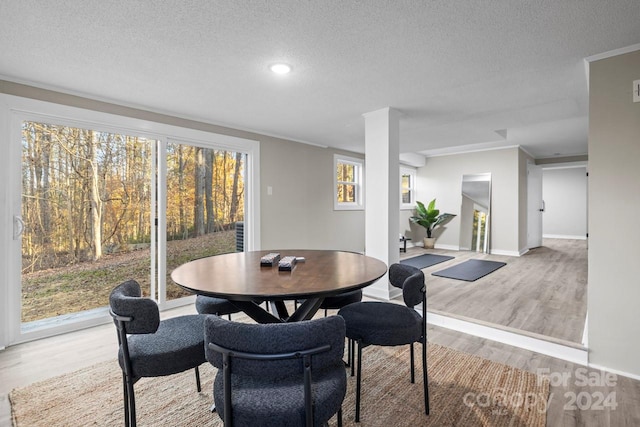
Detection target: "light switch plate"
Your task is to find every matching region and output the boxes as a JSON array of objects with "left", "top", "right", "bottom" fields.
[{"left": 634, "top": 80, "right": 640, "bottom": 103}]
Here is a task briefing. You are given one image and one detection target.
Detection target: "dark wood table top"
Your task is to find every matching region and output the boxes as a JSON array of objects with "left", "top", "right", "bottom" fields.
[{"left": 171, "top": 249, "right": 387, "bottom": 301}]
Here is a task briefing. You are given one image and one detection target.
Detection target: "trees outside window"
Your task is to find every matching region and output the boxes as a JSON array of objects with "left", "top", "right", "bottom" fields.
[
  {"left": 334, "top": 154, "right": 364, "bottom": 210},
  {"left": 400, "top": 166, "right": 416, "bottom": 209},
  {"left": 20, "top": 121, "right": 246, "bottom": 322},
  {"left": 22, "top": 122, "right": 154, "bottom": 269}
]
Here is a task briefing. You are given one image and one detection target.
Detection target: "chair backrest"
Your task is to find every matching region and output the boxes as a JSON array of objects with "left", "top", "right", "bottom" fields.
[
  {"left": 109, "top": 280, "right": 160, "bottom": 334},
  {"left": 389, "top": 263, "right": 425, "bottom": 308},
  {"left": 205, "top": 315, "right": 345, "bottom": 380}
]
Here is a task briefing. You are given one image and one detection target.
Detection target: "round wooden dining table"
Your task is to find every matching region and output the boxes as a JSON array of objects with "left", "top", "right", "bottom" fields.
[{"left": 171, "top": 249, "right": 387, "bottom": 323}]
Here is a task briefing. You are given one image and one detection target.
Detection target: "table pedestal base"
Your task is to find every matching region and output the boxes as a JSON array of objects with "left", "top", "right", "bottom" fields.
[{"left": 232, "top": 298, "right": 324, "bottom": 323}]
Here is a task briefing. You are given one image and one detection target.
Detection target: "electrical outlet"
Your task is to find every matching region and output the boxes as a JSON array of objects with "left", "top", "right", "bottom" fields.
[{"left": 634, "top": 80, "right": 640, "bottom": 103}]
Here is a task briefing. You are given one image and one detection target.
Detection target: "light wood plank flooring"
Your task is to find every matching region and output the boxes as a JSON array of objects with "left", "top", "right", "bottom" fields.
[
  {"left": 1, "top": 304, "right": 638, "bottom": 427},
  {"left": 402, "top": 238, "right": 587, "bottom": 344}
]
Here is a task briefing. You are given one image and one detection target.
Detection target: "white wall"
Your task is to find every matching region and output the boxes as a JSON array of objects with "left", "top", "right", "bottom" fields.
[
  {"left": 399, "top": 209, "right": 413, "bottom": 239},
  {"left": 588, "top": 48, "right": 640, "bottom": 377},
  {"left": 415, "top": 147, "right": 522, "bottom": 255},
  {"left": 259, "top": 136, "right": 365, "bottom": 251},
  {"left": 542, "top": 166, "right": 587, "bottom": 239}
]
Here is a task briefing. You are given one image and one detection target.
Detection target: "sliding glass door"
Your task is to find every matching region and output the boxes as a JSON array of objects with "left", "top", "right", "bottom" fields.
[
  {"left": 161, "top": 141, "right": 246, "bottom": 305},
  {"left": 3, "top": 95, "right": 259, "bottom": 346},
  {"left": 19, "top": 120, "right": 155, "bottom": 332}
]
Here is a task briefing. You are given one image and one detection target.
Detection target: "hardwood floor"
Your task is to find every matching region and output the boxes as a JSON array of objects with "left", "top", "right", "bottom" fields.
[
  {"left": 429, "top": 325, "right": 640, "bottom": 427},
  {"left": 402, "top": 238, "right": 588, "bottom": 344},
  {"left": 1, "top": 304, "right": 638, "bottom": 427}
]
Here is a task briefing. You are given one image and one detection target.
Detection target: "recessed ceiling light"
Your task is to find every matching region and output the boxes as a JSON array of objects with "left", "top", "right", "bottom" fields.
[{"left": 270, "top": 63, "right": 292, "bottom": 74}]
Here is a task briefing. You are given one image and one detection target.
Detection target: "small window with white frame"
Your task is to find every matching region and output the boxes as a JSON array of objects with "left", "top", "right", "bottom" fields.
[
  {"left": 334, "top": 154, "right": 364, "bottom": 210},
  {"left": 400, "top": 166, "right": 416, "bottom": 209}
]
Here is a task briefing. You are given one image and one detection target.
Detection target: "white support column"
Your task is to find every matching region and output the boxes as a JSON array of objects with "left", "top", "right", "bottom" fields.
[{"left": 363, "top": 107, "right": 401, "bottom": 300}]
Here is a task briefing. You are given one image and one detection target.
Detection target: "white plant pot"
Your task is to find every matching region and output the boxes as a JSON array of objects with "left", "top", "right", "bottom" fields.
[{"left": 423, "top": 237, "right": 436, "bottom": 249}]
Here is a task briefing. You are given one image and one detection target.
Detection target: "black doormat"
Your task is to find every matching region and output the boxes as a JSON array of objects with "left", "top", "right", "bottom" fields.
[
  {"left": 432, "top": 259, "right": 506, "bottom": 282},
  {"left": 400, "top": 254, "right": 454, "bottom": 269}
]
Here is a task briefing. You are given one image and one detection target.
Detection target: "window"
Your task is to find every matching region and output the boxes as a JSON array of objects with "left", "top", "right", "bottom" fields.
[
  {"left": 400, "top": 166, "right": 416, "bottom": 209},
  {"left": 334, "top": 154, "right": 364, "bottom": 210}
]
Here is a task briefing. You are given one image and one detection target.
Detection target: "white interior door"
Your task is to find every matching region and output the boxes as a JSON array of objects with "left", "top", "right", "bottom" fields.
[{"left": 527, "top": 163, "right": 543, "bottom": 249}]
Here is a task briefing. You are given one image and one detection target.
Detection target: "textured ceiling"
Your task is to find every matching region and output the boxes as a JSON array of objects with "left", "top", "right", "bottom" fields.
[{"left": 1, "top": 1, "right": 639, "bottom": 158}]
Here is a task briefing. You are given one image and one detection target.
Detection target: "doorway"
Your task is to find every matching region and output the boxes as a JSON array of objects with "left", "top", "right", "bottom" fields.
[{"left": 527, "top": 162, "right": 543, "bottom": 249}]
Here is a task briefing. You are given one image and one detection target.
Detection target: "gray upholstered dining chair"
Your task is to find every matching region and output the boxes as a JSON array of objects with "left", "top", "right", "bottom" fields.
[
  {"left": 319, "top": 289, "right": 363, "bottom": 317},
  {"left": 338, "top": 263, "right": 429, "bottom": 422},
  {"left": 205, "top": 314, "right": 347, "bottom": 427},
  {"left": 195, "top": 294, "right": 242, "bottom": 319},
  {"left": 310, "top": 289, "right": 363, "bottom": 366},
  {"left": 294, "top": 289, "right": 362, "bottom": 317},
  {"left": 196, "top": 294, "right": 271, "bottom": 320},
  {"left": 109, "top": 280, "right": 207, "bottom": 427}
]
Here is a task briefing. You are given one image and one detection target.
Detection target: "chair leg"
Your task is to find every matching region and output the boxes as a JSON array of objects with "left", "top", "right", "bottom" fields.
[
  {"left": 350, "top": 339, "right": 355, "bottom": 377},
  {"left": 423, "top": 340, "right": 430, "bottom": 415},
  {"left": 122, "top": 373, "right": 130, "bottom": 427},
  {"left": 355, "top": 341, "right": 363, "bottom": 423},
  {"left": 125, "top": 376, "right": 136, "bottom": 427},
  {"left": 195, "top": 366, "right": 202, "bottom": 392},
  {"left": 337, "top": 407, "right": 343, "bottom": 427},
  {"left": 410, "top": 342, "right": 415, "bottom": 383},
  {"left": 215, "top": 311, "right": 233, "bottom": 321}
]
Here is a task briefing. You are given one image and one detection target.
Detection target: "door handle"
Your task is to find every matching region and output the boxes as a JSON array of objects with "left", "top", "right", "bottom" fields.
[
  {"left": 13, "top": 215, "right": 25, "bottom": 240},
  {"left": 539, "top": 200, "right": 545, "bottom": 212}
]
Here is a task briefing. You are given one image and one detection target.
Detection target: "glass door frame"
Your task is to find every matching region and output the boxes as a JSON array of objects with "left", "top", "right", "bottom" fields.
[
  {"left": 157, "top": 138, "right": 257, "bottom": 310},
  {"left": 0, "top": 94, "right": 261, "bottom": 347}
]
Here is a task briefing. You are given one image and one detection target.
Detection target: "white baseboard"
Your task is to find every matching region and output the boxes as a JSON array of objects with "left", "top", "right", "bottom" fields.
[
  {"left": 363, "top": 286, "right": 402, "bottom": 301},
  {"left": 587, "top": 363, "right": 640, "bottom": 382},
  {"left": 543, "top": 234, "right": 587, "bottom": 240},
  {"left": 411, "top": 241, "right": 459, "bottom": 251},
  {"left": 434, "top": 243, "right": 459, "bottom": 251},
  {"left": 489, "top": 249, "right": 524, "bottom": 257},
  {"left": 400, "top": 241, "right": 416, "bottom": 250},
  {"left": 425, "top": 311, "right": 589, "bottom": 366}
]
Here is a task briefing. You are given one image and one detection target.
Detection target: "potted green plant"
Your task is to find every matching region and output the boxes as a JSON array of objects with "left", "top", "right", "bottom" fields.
[{"left": 410, "top": 199, "right": 456, "bottom": 249}]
